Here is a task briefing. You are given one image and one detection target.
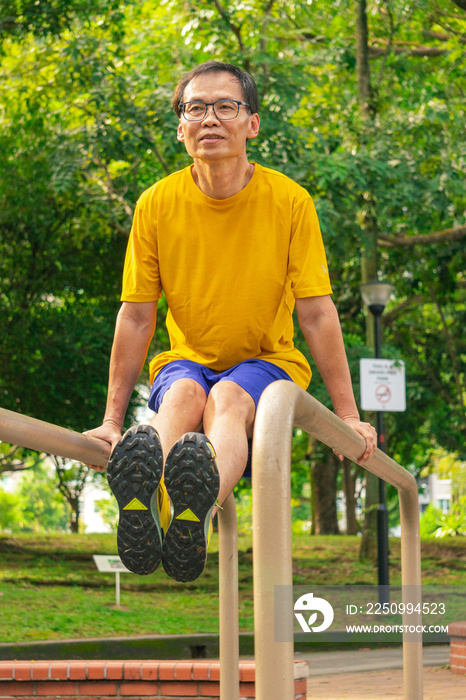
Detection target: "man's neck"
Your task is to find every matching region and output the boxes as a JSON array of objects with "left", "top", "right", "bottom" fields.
[{"left": 191, "top": 158, "right": 255, "bottom": 200}]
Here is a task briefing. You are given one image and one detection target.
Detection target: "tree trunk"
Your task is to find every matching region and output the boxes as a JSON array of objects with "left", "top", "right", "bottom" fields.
[
  {"left": 355, "top": 0, "right": 375, "bottom": 118},
  {"left": 359, "top": 472, "right": 379, "bottom": 563},
  {"left": 69, "top": 497, "right": 80, "bottom": 534},
  {"left": 310, "top": 462, "right": 317, "bottom": 535},
  {"left": 312, "top": 450, "right": 340, "bottom": 535},
  {"left": 342, "top": 460, "right": 360, "bottom": 535}
]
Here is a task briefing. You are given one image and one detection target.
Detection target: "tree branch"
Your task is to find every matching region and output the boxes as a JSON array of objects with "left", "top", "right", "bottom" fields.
[
  {"left": 0, "top": 445, "right": 43, "bottom": 475},
  {"left": 369, "top": 44, "right": 448, "bottom": 56},
  {"left": 423, "top": 29, "right": 466, "bottom": 43},
  {"left": 376, "top": 0, "right": 396, "bottom": 85},
  {"left": 211, "top": 0, "right": 245, "bottom": 52},
  {"left": 383, "top": 295, "right": 431, "bottom": 324},
  {"left": 378, "top": 224, "right": 466, "bottom": 248}
]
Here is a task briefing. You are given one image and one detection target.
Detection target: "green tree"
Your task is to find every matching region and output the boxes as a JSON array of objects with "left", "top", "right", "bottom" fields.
[
  {"left": 0, "top": 0, "right": 464, "bottom": 541},
  {"left": 0, "top": 488, "right": 23, "bottom": 531},
  {"left": 53, "top": 457, "right": 90, "bottom": 533},
  {"left": 16, "top": 462, "right": 69, "bottom": 532},
  {"left": 1, "top": 443, "right": 42, "bottom": 475}
]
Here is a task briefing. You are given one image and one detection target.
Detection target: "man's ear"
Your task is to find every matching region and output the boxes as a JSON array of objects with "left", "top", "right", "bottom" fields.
[
  {"left": 177, "top": 122, "right": 185, "bottom": 142},
  {"left": 247, "top": 113, "right": 260, "bottom": 140}
]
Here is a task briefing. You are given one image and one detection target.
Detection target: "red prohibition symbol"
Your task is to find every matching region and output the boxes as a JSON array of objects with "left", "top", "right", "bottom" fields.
[{"left": 375, "top": 384, "right": 391, "bottom": 404}]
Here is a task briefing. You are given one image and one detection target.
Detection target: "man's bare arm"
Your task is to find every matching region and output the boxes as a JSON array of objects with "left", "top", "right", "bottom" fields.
[
  {"left": 295, "top": 295, "right": 377, "bottom": 463},
  {"left": 85, "top": 300, "right": 158, "bottom": 469}
]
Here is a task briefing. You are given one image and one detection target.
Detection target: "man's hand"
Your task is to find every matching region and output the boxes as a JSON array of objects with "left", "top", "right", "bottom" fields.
[
  {"left": 336, "top": 416, "right": 377, "bottom": 464},
  {"left": 83, "top": 421, "right": 122, "bottom": 472}
]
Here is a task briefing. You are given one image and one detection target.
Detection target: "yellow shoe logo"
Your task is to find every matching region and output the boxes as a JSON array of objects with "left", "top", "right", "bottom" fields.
[
  {"left": 176, "top": 508, "right": 200, "bottom": 522},
  {"left": 123, "top": 498, "right": 148, "bottom": 511}
]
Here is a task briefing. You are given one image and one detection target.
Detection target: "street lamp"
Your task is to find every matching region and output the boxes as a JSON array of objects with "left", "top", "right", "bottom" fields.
[{"left": 360, "top": 279, "right": 394, "bottom": 593}]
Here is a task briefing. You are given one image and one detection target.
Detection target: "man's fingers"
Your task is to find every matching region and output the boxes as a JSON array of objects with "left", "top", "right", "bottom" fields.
[
  {"left": 85, "top": 463, "right": 106, "bottom": 473},
  {"left": 355, "top": 423, "right": 377, "bottom": 463}
]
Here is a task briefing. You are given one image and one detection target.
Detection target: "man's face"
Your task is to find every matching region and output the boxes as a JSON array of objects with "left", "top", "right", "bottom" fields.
[{"left": 177, "top": 71, "right": 260, "bottom": 162}]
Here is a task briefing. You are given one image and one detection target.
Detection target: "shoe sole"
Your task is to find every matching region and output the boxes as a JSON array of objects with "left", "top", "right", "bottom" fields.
[
  {"left": 162, "top": 433, "right": 219, "bottom": 583},
  {"left": 107, "top": 424, "right": 163, "bottom": 575}
]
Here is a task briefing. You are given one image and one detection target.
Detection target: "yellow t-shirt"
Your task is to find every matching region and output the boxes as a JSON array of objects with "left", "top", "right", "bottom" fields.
[{"left": 121, "top": 163, "right": 332, "bottom": 389}]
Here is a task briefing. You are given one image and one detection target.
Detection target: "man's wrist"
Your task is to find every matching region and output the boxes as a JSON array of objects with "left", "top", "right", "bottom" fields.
[
  {"left": 337, "top": 412, "right": 361, "bottom": 422},
  {"left": 103, "top": 416, "right": 124, "bottom": 432}
]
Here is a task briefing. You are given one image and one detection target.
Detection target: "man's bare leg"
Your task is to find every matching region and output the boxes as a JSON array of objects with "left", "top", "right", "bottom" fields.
[
  {"left": 149, "top": 378, "right": 207, "bottom": 460},
  {"left": 202, "top": 380, "right": 255, "bottom": 506}
]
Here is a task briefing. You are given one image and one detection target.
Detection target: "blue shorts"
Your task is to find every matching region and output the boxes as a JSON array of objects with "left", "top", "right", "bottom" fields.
[
  {"left": 148, "top": 358, "right": 292, "bottom": 413},
  {"left": 148, "top": 359, "right": 292, "bottom": 479}
]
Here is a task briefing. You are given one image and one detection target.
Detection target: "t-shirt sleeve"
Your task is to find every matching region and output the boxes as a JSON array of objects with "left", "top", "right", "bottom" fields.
[
  {"left": 121, "top": 201, "right": 162, "bottom": 302},
  {"left": 288, "top": 195, "right": 333, "bottom": 298}
]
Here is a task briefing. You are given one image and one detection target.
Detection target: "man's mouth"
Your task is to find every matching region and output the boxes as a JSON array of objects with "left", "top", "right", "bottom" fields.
[{"left": 200, "top": 134, "right": 224, "bottom": 141}]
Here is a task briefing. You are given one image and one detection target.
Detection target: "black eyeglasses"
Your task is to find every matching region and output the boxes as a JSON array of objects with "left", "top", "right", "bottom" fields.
[{"left": 179, "top": 99, "right": 251, "bottom": 121}]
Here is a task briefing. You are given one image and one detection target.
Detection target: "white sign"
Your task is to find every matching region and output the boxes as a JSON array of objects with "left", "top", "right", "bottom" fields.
[
  {"left": 360, "top": 359, "right": 406, "bottom": 412},
  {"left": 93, "top": 555, "right": 131, "bottom": 573},
  {"left": 93, "top": 555, "right": 132, "bottom": 607}
]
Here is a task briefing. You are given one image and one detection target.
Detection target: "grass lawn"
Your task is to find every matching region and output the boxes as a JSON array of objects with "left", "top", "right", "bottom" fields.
[{"left": 0, "top": 532, "right": 465, "bottom": 643}]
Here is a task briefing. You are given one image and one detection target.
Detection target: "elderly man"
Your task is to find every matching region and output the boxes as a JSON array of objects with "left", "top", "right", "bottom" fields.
[{"left": 87, "top": 61, "right": 376, "bottom": 582}]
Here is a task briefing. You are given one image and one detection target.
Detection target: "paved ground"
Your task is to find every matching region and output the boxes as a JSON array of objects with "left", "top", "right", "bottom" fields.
[
  {"left": 306, "top": 667, "right": 465, "bottom": 699},
  {"left": 294, "top": 646, "right": 466, "bottom": 699}
]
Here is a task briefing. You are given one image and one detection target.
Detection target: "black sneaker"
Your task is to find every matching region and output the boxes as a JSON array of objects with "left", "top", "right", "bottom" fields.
[
  {"left": 107, "top": 424, "right": 163, "bottom": 575},
  {"left": 162, "top": 433, "right": 219, "bottom": 583}
]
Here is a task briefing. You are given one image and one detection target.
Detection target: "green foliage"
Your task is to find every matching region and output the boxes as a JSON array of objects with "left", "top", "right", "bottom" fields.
[
  {"left": 0, "top": 443, "right": 42, "bottom": 475},
  {"left": 423, "top": 448, "right": 466, "bottom": 502},
  {"left": 0, "top": 463, "right": 69, "bottom": 533},
  {"left": 0, "top": 0, "right": 130, "bottom": 44},
  {"left": 0, "top": 488, "right": 23, "bottom": 530},
  {"left": 0, "top": 0, "right": 464, "bottom": 531},
  {"left": 420, "top": 501, "right": 466, "bottom": 538}
]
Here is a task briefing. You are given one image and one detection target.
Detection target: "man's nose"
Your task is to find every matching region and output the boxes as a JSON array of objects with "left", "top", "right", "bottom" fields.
[{"left": 201, "top": 104, "right": 220, "bottom": 124}]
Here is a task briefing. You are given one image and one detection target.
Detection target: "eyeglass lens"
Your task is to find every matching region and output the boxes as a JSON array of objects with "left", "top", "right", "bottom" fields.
[{"left": 183, "top": 100, "right": 240, "bottom": 121}]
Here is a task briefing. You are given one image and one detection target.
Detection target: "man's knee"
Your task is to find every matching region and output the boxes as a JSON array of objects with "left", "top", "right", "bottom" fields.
[
  {"left": 207, "top": 381, "right": 255, "bottom": 430},
  {"left": 160, "top": 378, "right": 207, "bottom": 418}
]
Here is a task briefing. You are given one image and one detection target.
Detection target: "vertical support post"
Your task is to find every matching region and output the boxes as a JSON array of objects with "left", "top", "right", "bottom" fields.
[
  {"left": 399, "top": 489, "right": 423, "bottom": 700},
  {"left": 252, "top": 391, "right": 295, "bottom": 700},
  {"left": 251, "top": 381, "right": 423, "bottom": 700},
  {"left": 218, "top": 492, "right": 239, "bottom": 700},
  {"left": 115, "top": 571, "right": 121, "bottom": 607}
]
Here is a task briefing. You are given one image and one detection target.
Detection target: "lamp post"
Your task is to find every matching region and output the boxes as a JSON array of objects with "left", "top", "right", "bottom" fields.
[{"left": 360, "top": 279, "right": 394, "bottom": 593}]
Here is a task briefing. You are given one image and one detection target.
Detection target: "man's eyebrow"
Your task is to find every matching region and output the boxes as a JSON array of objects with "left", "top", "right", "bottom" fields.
[{"left": 184, "top": 96, "right": 236, "bottom": 102}]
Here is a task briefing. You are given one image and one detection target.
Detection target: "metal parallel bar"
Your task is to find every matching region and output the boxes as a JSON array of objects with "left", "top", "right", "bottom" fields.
[
  {"left": 252, "top": 380, "right": 423, "bottom": 700},
  {"left": 218, "top": 492, "right": 240, "bottom": 700},
  {"left": 0, "top": 406, "right": 242, "bottom": 696},
  {"left": 0, "top": 407, "right": 110, "bottom": 467},
  {"left": 0, "top": 384, "right": 424, "bottom": 699}
]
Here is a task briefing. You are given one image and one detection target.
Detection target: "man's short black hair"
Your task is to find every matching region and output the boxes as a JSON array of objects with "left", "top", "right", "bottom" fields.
[{"left": 172, "top": 61, "right": 259, "bottom": 117}]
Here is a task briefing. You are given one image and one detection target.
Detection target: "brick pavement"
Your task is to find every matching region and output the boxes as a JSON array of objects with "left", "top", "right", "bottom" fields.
[{"left": 307, "top": 666, "right": 466, "bottom": 700}]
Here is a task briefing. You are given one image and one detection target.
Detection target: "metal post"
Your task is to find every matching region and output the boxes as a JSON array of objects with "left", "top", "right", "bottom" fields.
[
  {"left": 252, "top": 389, "right": 295, "bottom": 700},
  {"left": 252, "top": 380, "right": 423, "bottom": 700},
  {"left": 372, "top": 307, "right": 390, "bottom": 594},
  {"left": 218, "top": 492, "right": 239, "bottom": 700}
]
